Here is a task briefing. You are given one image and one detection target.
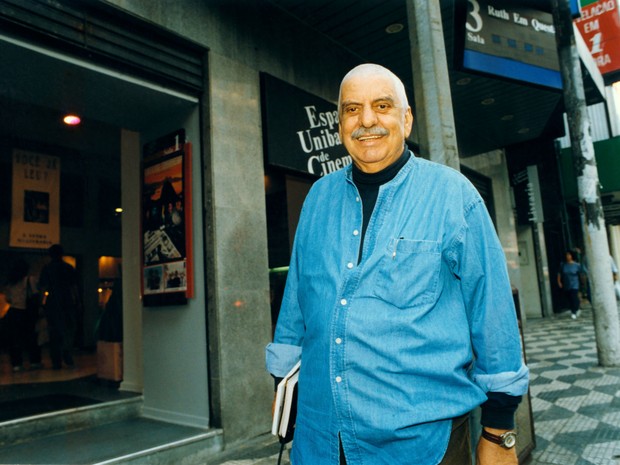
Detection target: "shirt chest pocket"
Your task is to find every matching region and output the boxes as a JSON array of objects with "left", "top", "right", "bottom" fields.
[{"left": 372, "top": 238, "right": 441, "bottom": 309}]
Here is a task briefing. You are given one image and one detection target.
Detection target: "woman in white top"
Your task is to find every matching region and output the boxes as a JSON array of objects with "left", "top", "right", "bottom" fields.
[{"left": 3, "top": 259, "right": 42, "bottom": 371}]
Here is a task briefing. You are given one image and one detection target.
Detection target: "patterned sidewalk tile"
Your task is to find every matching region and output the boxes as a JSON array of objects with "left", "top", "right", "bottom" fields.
[{"left": 524, "top": 307, "right": 620, "bottom": 465}]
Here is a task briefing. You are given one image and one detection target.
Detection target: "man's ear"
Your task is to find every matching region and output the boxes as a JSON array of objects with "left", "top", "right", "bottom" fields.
[{"left": 404, "top": 107, "right": 414, "bottom": 138}]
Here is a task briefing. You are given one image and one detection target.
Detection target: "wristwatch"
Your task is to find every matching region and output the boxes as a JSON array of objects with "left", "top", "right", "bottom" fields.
[{"left": 481, "top": 429, "right": 517, "bottom": 449}]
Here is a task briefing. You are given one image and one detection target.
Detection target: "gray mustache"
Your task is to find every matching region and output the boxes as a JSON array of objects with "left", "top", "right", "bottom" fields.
[{"left": 351, "top": 126, "right": 389, "bottom": 139}]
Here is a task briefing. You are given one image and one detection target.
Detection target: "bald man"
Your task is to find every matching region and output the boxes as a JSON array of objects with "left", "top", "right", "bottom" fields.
[{"left": 267, "top": 64, "right": 528, "bottom": 465}]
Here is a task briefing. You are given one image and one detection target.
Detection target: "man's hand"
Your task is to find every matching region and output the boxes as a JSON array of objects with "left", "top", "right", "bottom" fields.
[{"left": 475, "top": 428, "right": 518, "bottom": 465}]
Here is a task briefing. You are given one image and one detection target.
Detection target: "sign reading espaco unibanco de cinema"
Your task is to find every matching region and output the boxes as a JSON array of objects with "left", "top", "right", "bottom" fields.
[{"left": 261, "top": 73, "right": 350, "bottom": 177}]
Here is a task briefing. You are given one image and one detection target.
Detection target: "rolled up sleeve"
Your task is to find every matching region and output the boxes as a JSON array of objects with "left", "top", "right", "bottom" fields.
[{"left": 266, "top": 342, "right": 302, "bottom": 378}]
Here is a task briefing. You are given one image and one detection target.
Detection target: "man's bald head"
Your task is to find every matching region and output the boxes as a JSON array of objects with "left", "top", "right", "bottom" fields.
[{"left": 338, "top": 64, "right": 409, "bottom": 115}]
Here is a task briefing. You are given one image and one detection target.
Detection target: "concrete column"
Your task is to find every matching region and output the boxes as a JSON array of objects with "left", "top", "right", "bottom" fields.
[
  {"left": 120, "top": 129, "right": 143, "bottom": 393},
  {"left": 406, "top": 0, "right": 460, "bottom": 169},
  {"left": 203, "top": 53, "right": 274, "bottom": 443},
  {"left": 533, "top": 223, "right": 554, "bottom": 319}
]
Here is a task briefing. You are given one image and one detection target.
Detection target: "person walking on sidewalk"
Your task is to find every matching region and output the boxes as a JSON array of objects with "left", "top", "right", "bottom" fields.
[
  {"left": 266, "top": 64, "right": 528, "bottom": 465},
  {"left": 557, "top": 250, "right": 584, "bottom": 319}
]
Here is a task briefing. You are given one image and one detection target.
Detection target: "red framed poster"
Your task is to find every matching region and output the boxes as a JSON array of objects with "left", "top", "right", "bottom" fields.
[{"left": 141, "top": 129, "right": 193, "bottom": 306}]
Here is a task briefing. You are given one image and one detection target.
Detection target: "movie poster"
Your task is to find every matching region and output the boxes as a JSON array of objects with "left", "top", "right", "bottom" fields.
[
  {"left": 142, "top": 129, "right": 192, "bottom": 306},
  {"left": 10, "top": 150, "right": 60, "bottom": 249}
]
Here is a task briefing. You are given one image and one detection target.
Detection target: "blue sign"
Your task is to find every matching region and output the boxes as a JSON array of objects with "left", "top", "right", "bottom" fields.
[{"left": 462, "top": 0, "right": 562, "bottom": 89}]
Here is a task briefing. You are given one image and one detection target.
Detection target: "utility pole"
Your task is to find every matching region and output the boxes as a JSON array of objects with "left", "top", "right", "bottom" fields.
[{"left": 551, "top": 0, "right": 620, "bottom": 366}]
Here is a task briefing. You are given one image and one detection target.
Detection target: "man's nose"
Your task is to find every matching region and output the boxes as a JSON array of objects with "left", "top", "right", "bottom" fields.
[{"left": 360, "top": 106, "right": 378, "bottom": 127}]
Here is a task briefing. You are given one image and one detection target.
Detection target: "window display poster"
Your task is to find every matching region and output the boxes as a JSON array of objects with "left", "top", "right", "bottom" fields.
[
  {"left": 142, "top": 129, "right": 193, "bottom": 306},
  {"left": 10, "top": 150, "right": 60, "bottom": 249}
]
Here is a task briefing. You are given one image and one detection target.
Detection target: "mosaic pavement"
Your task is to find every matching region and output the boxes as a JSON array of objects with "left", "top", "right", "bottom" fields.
[{"left": 524, "top": 308, "right": 620, "bottom": 465}]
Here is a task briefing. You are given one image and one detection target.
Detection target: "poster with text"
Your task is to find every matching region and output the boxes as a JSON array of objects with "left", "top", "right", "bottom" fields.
[{"left": 10, "top": 150, "right": 60, "bottom": 249}]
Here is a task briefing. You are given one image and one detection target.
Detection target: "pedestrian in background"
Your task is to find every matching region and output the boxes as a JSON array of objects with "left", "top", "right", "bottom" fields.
[
  {"left": 557, "top": 250, "right": 584, "bottom": 319},
  {"left": 609, "top": 255, "right": 620, "bottom": 300},
  {"left": 38, "top": 244, "right": 79, "bottom": 369},
  {"left": 2, "top": 258, "right": 42, "bottom": 371}
]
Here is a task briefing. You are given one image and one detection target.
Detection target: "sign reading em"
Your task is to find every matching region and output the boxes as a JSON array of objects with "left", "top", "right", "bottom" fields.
[{"left": 574, "top": 0, "right": 620, "bottom": 76}]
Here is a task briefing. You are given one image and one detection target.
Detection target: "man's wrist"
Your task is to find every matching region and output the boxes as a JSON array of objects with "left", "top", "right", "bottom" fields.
[
  {"left": 481, "top": 427, "right": 517, "bottom": 449},
  {"left": 480, "top": 392, "right": 521, "bottom": 430}
]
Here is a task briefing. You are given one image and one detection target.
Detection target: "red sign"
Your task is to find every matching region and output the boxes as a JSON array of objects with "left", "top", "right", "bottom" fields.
[{"left": 575, "top": 0, "right": 620, "bottom": 75}]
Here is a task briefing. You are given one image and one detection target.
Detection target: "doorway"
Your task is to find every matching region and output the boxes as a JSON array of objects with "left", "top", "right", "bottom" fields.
[{"left": 0, "top": 34, "right": 198, "bottom": 420}]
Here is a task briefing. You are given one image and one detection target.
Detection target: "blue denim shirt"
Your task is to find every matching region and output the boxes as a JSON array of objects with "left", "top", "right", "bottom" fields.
[{"left": 266, "top": 153, "right": 529, "bottom": 465}]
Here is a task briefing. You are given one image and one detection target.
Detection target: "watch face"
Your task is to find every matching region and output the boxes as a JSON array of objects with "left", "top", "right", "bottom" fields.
[{"left": 502, "top": 432, "right": 517, "bottom": 448}]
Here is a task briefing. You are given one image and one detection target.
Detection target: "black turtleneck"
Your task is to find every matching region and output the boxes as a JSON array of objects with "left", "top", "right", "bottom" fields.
[{"left": 352, "top": 146, "right": 410, "bottom": 261}]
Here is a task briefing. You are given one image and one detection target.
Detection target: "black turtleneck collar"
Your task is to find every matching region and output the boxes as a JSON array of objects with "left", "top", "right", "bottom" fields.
[
  {"left": 352, "top": 145, "right": 411, "bottom": 262},
  {"left": 352, "top": 145, "right": 410, "bottom": 185}
]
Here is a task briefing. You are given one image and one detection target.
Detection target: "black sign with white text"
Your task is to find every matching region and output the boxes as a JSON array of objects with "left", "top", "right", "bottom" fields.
[{"left": 261, "top": 73, "right": 350, "bottom": 177}]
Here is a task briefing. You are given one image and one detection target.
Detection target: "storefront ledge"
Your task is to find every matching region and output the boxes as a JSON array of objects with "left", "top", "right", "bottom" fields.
[{"left": 0, "top": 395, "right": 143, "bottom": 447}]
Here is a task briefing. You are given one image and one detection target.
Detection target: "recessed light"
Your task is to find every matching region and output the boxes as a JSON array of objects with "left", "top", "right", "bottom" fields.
[
  {"left": 481, "top": 98, "right": 495, "bottom": 105},
  {"left": 385, "top": 23, "right": 404, "bottom": 34},
  {"left": 115, "top": 207, "right": 123, "bottom": 213},
  {"left": 63, "top": 114, "right": 81, "bottom": 125},
  {"left": 518, "top": 127, "right": 530, "bottom": 134},
  {"left": 501, "top": 114, "right": 514, "bottom": 121}
]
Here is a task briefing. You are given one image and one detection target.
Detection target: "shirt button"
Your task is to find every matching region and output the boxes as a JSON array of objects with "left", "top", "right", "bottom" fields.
[
  {"left": 336, "top": 338, "right": 342, "bottom": 344},
  {"left": 356, "top": 197, "right": 360, "bottom": 202},
  {"left": 340, "top": 298, "right": 347, "bottom": 306},
  {"left": 353, "top": 230, "right": 359, "bottom": 236},
  {"left": 347, "top": 262, "right": 354, "bottom": 269},
  {"left": 336, "top": 376, "right": 342, "bottom": 383}
]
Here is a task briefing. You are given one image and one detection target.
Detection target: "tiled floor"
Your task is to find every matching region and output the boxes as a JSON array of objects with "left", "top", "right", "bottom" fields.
[
  {"left": 0, "top": 346, "right": 132, "bottom": 406},
  {"left": 524, "top": 307, "right": 620, "bottom": 465},
  {"left": 0, "top": 347, "right": 97, "bottom": 387}
]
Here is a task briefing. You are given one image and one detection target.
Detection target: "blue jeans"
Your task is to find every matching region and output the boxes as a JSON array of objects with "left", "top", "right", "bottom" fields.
[{"left": 566, "top": 289, "right": 580, "bottom": 314}]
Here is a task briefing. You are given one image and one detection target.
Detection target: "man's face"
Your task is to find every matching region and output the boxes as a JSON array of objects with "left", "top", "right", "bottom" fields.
[{"left": 339, "top": 73, "right": 413, "bottom": 173}]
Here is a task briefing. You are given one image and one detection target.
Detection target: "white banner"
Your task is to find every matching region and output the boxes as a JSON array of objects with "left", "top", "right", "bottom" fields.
[{"left": 10, "top": 150, "right": 60, "bottom": 249}]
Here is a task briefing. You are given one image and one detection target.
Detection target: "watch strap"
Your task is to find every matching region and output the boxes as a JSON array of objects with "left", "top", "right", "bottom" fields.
[{"left": 481, "top": 429, "right": 517, "bottom": 449}]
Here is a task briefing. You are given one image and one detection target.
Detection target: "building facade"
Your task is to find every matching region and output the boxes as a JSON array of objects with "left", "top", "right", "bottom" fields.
[{"left": 1, "top": 0, "right": 616, "bottom": 458}]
